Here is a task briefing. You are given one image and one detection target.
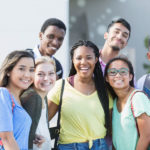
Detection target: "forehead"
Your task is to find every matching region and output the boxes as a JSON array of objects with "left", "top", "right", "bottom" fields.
[
  {"left": 36, "top": 62, "right": 55, "bottom": 71},
  {"left": 74, "top": 46, "right": 95, "bottom": 56},
  {"left": 109, "top": 60, "right": 128, "bottom": 69},
  {"left": 15, "top": 57, "right": 34, "bottom": 67},
  {"left": 43, "top": 25, "right": 66, "bottom": 36},
  {"left": 109, "top": 23, "right": 130, "bottom": 34}
]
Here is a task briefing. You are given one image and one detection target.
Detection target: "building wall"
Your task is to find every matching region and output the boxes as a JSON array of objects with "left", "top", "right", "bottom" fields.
[
  {"left": 69, "top": 0, "right": 150, "bottom": 79},
  {"left": 0, "top": 0, "right": 69, "bottom": 77}
]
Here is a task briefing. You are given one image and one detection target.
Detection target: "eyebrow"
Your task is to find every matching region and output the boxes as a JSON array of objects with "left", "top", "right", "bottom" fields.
[
  {"left": 115, "top": 28, "right": 129, "bottom": 35},
  {"left": 19, "top": 65, "right": 35, "bottom": 68}
]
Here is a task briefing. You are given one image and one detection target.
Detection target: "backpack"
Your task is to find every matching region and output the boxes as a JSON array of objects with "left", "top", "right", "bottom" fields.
[
  {"left": 143, "top": 74, "right": 150, "bottom": 99},
  {"left": 0, "top": 91, "right": 15, "bottom": 150}
]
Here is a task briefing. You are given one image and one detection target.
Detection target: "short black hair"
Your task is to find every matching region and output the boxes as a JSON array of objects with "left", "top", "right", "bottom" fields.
[
  {"left": 40, "top": 18, "right": 66, "bottom": 33},
  {"left": 107, "top": 18, "right": 131, "bottom": 39}
]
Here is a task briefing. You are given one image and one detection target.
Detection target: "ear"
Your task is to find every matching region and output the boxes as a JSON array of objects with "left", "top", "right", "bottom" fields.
[
  {"left": 104, "top": 32, "right": 108, "bottom": 40},
  {"left": 147, "top": 51, "right": 150, "bottom": 61},
  {"left": 7, "top": 73, "right": 10, "bottom": 76},
  {"left": 95, "top": 57, "right": 98, "bottom": 63},
  {"left": 129, "top": 74, "right": 133, "bottom": 82},
  {"left": 105, "top": 76, "right": 109, "bottom": 82},
  {"left": 39, "top": 32, "right": 43, "bottom": 40}
]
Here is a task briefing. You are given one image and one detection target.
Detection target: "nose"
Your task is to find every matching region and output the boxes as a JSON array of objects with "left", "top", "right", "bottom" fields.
[
  {"left": 81, "top": 58, "right": 87, "bottom": 64},
  {"left": 115, "top": 72, "right": 121, "bottom": 77},
  {"left": 52, "top": 38, "right": 59, "bottom": 47},
  {"left": 116, "top": 33, "right": 123, "bottom": 39},
  {"left": 43, "top": 74, "right": 49, "bottom": 81},
  {"left": 24, "top": 70, "right": 31, "bottom": 77}
]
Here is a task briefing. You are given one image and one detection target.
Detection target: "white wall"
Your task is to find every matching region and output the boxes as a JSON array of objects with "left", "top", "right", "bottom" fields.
[{"left": 0, "top": 0, "right": 69, "bottom": 77}]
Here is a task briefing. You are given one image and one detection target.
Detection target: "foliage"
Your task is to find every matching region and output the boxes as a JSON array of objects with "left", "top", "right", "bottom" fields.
[{"left": 143, "top": 35, "right": 150, "bottom": 73}]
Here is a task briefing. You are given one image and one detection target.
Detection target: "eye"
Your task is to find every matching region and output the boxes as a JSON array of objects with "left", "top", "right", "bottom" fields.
[
  {"left": 30, "top": 68, "right": 35, "bottom": 72},
  {"left": 86, "top": 56, "right": 93, "bottom": 60},
  {"left": 37, "top": 73, "right": 45, "bottom": 77},
  {"left": 122, "top": 33, "right": 129, "bottom": 39},
  {"left": 58, "top": 37, "right": 64, "bottom": 42},
  {"left": 49, "top": 71, "right": 55, "bottom": 76},
  {"left": 114, "top": 30, "right": 119, "bottom": 34},
  {"left": 108, "top": 68, "right": 117, "bottom": 76},
  {"left": 19, "top": 67, "right": 25, "bottom": 71},
  {"left": 47, "top": 34, "right": 54, "bottom": 39},
  {"left": 76, "top": 56, "right": 82, "bottom": 60},
  {"left": 120, "top": 68, "right": 128, "bottom": 75}
]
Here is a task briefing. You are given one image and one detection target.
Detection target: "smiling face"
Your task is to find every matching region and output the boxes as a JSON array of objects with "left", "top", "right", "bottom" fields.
[
  {"left": 39, "top": 25, "right": 66, "bottom": 56},
  {"left": 33, "top": 62, "right": 56, "bottom": 95},
  {"left": 104, "top": 23, "right": 130, "bottom": 51},
  {"left": 106, "top": 60, "right": 133, "bottom": 90},
  {"left": 73, "top": 46, "right": 98, "bottom": 79},
  {"left": 8, "top": 57, "right": 35, "bottom": 91}
]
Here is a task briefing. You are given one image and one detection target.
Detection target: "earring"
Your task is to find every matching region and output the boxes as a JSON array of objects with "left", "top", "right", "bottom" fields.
[{"left": 7, "top": 73, "right": 10, "bottom": 76}]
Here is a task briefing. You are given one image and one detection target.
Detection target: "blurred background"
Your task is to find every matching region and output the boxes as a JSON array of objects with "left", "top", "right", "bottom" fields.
[{"left": 0, "top": 0, "right": 150, "bottom": 80}]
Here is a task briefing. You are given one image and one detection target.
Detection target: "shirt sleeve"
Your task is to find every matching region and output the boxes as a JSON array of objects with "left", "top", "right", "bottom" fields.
[
  {"left": 0, "top": 88, "right": 13, "bottom": 132},
  {"left": 47, "top": 79, "right": 63, "bottom": 105},
  {"left": 136, "top": 75, "right": 147, "bottom": 90},
  {"left": 132, "top": 91, "right": 150, "bottom": 117}
]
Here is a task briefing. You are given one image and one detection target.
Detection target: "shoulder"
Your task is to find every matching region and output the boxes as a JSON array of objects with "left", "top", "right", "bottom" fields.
[
  {"left": 131, "top": 90, "right": 149, "bottom": 106},
  {"left": 0, "top": 87, "right": 11, "bottom": 98},
  {"left": 47, "top": 79, "right": 65, "bottom": 97},
  {"left": 52, "top": 57, "right": 62, "bottom": 69},
  {"left": 21, "top": 88, "right": 41, "bottom": 104},
  {"left": 137, "top": 74, "right": 147, "bottom": 90}
]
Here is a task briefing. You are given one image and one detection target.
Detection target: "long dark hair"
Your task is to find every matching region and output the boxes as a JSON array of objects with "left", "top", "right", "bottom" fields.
[
  {"left": 69, "top": 40, "right": 110, "bottom": 131},
  {"left": 104, "top": 56, "right": 134, "bottom": 99}
]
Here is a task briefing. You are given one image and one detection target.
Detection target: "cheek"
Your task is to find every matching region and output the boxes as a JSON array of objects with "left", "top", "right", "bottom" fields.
[
  {"left": 34, "top": 77, "right": 42, "bottom": 87},
  {"left": 106, "top": 76, "right": 113, "bottom": 85}
]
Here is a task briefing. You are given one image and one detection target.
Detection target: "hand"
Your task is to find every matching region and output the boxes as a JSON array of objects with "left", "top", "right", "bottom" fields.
[{"left": 33, "top": 134, "right": 45, "bottom": 148}]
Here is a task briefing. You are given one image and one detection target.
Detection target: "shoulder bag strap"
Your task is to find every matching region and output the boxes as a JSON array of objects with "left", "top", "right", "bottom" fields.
[
  {"left": 8, "top": 90, "right": 15, "bottom": 112},
  {"left": 54, "top": 79, "right": 65, "bottom": 148},
  {"left": 143, "top": 74, "right": 150, "bottom": 99},
  {"left": 130, "top": 90, "right": 144, "bottom": 136}
]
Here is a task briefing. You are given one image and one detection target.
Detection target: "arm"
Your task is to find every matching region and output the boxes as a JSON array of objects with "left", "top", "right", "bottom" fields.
[
  {"left": 0, "top": 132, "right": 19, "bottom": 150},
  {"left": 136, "top": 113, "right": 150, "bottom": 150},
  {"left": 48, "top": 100, "right": 59, "bottom": 121}
]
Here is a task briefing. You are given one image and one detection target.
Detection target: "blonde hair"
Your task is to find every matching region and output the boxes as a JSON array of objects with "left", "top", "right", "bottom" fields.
[{"left": 35, "top": 56, "right": 56, "bottom": 72}]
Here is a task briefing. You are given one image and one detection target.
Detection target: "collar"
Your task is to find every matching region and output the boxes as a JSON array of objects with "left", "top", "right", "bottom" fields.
[{"left": 33, "top": 45, "right": 42, "bottom": 58}]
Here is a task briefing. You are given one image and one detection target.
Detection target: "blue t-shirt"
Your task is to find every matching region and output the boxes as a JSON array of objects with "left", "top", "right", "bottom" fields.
[{"left": 0, "top": 88, "right": 31, "bottom": 150}]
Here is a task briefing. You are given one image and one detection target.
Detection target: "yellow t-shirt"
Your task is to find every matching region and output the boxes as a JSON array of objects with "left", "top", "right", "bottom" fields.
[{"left": 48, "top": 79, "right": 113, "bottom": 145}]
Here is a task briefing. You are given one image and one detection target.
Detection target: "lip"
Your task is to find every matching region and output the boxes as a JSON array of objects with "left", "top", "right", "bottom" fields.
[{"left": 47, "top": 46, "right": 58, "bottom": 51}]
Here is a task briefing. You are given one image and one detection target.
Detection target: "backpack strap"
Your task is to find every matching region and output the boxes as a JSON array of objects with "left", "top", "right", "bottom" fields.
[
  {"left": 143, "top": 74, "right": 150, "bottom": 99},
  {"left": 8, "top": 90, "right": 15, "bottom": 112},
  {"left": 54, "top": 79, "right": 65, "bottom": 148}
]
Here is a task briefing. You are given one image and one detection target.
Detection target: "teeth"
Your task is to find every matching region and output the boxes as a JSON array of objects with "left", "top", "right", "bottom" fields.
[
  {"left": 48, "top": 46, "right": 57, "bottom": 51},
  {"left": 21, "top": 80, "right": 30, "bottom": 83},
  {"left": 81, "top": 67, "right": 88, "bottom": 70}
]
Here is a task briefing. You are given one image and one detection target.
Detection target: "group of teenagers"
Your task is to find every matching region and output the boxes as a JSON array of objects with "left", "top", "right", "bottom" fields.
[{"left": 0, "top": 17, "right": 150, "bottom": 150}]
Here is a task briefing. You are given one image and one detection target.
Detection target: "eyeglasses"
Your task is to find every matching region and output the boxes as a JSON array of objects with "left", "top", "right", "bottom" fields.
[{"left": 107, "top": 68, "right": 129, "bottom": 76}]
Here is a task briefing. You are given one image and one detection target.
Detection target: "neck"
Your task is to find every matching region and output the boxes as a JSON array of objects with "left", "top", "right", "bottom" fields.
[
  {"left": 101, "top": 43, "right": 120, "bottom": 64},
  {"left": 39, "top": 46, "right": 45, "bottom": 56},
  {"left": 114, "top": 86, "right": 134, "bottom": 103},
  {"left": 75, "top": 74, "right": 94, "bottom": 84},
  {"left": 33, "top": 87, "right": 47, "bottom": 100},
  {"left": 6, "top": 85, "right": 22, "bottom": 102}
]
